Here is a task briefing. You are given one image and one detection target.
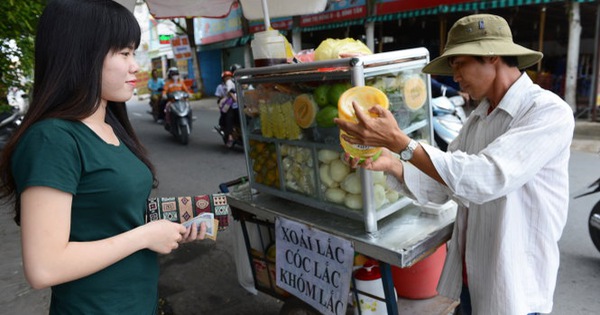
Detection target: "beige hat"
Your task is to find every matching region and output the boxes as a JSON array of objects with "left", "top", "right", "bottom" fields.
[{"left": 422, "top": 14, "right": 543, "bottom": 76}]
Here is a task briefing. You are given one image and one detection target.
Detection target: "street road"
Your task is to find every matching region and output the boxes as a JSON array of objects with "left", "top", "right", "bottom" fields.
[
  {"left": 554, "top": 147, "right": 600, "bottom": 315},
  {"left": 0, "top": 96, "right": 599, "bottom": 314},
  {"left": 127, "top": 97, "right": 283, "bottom": 314}
]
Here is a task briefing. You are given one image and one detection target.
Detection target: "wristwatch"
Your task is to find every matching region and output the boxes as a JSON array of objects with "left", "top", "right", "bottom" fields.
[{"left": 399, "top": 139, "right": 419, "bottom": 161}]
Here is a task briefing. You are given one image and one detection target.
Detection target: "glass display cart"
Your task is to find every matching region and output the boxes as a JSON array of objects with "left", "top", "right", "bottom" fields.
[{"left": 234, "top": 48, "right": 433, "bottom": 234}]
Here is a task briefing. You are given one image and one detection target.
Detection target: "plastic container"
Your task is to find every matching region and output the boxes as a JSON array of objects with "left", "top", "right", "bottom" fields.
[
  {"left": 353, "top": 261, "right": 396, "bottom": 315},
  {"left": 251, "top": 30, "right": 287, "bottom": 67},
  {"left": 338, "top": 86, "right": 389, "bottom": 162},
  {"left": 391, "top": 245, "right": 446, "bottom": 299},
  {"left": 340, "top": 130, "right": 383, "bottom": 162}
]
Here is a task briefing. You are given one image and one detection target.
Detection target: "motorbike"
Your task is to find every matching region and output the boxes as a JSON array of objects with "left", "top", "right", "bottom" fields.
[
  {"left": 214, "top": 93, "right": 243, "bottom": 149},
  {"left": 164, "top": 91, "right": 192, "bottom": 145},
  {"left": 0, "top": 93, "right": 29, "bottom": 150},
  {"left": 214, "top": 124, "right": 243, "bottom": 149},
  {"left": 574, "top": 175, "right": 600, "bottom": 253},
  {"left": 148, "top": 88, "right": 163, "bottom": 122},
  {"left": 0, "top": 105, "right": 23, "bottom": 150},
  {"left": 431, "top": 94, "right": 467, "bottom": 151}
]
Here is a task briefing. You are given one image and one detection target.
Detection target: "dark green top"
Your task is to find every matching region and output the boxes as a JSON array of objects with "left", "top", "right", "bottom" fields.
[{"left": 12, "top": 119, "right": 157, "bottom": 315}]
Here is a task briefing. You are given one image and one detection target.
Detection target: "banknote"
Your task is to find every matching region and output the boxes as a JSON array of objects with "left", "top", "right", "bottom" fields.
[{"left": 183, "top": 212, "right": 218, "bottom": 240}]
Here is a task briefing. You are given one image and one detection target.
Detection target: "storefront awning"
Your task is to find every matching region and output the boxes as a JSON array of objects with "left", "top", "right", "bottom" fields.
[
  {"left": 294, "top": 19, "right": 367, "bottom": 32},
  {"left": 195, "top": 34, "right": 255, "bottom": 51},
  {"left": 196, "top": 37, "right": 240, "bottom": 52},
  {"left": 369, "top": 0, "right": 598, "bottom": 22}
]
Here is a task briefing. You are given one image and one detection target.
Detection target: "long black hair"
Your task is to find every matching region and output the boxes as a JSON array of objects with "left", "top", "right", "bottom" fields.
[{"left": 0, "top": 0, "right": 157, "bottom": 224}]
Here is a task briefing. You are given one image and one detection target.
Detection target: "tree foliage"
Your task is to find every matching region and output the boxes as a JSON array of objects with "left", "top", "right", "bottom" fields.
[{"left": 0, "top": 0, "right": 45, "bottom": 99}]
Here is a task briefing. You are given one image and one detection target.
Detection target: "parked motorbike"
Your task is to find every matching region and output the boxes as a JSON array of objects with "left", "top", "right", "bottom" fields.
[
  {"left": 0, "top": 105, "right": 23, "bottom": 150},
  {"left": 574, "top": 175, "right": 600, "bottom": 253},
  {"left": 431, "top": 94, "right": 466, "bottom": 151},
  {"left": 164, "top": 91, "right": 192, "bottom": 145}
]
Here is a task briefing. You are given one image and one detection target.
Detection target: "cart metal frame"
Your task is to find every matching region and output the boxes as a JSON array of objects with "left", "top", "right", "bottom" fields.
[{"left": 222, "top": 179, "right": 458, "bottom": 315}]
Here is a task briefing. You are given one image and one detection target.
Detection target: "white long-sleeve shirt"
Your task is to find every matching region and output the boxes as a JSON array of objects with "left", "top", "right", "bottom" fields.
[{"left": 388, "top": 73, "right": 574, "bottom": 314}]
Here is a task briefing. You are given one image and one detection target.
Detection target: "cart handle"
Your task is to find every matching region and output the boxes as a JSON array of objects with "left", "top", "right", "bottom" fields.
[{"left": 219, "top": 176, "right": 249, "bottom": 193}]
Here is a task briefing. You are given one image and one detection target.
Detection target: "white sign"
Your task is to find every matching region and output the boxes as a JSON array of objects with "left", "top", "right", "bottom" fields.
[
  {"left": 275, "top": 217, "right": 354, "bottom": 315},
  {"left": 170, "top": 35, "right": 192, "bottom": 60}
]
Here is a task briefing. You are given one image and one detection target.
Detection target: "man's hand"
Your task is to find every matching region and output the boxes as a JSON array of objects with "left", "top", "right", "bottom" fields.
[
  {"left": 343, "top": 149, "right": 404, "bottom": 180},
  {"left": 334, "top": 101, "right": 405, "bottom": 153}
]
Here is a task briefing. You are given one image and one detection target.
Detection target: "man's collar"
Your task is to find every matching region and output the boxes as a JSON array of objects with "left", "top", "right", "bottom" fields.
[
  {"left": 495, "top": 72, "right": 532, "bottom": 117},
  {"left": 471, "top": 72, "right": 532, "bottom": 118}
]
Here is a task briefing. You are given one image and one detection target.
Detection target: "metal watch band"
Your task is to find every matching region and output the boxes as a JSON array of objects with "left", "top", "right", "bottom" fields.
[{"left": 399, "top": 139, "right": 418, "bottom": 161}]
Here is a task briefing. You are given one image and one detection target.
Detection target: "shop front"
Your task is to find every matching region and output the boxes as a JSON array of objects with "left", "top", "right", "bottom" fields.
[{"left": 136, "top": 0, "right": 598, "bottom": 115}]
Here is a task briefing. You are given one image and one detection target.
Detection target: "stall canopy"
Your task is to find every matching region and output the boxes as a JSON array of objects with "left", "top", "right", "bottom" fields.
[
  {"left": 119, "top": 0, "right": 328, "bottom": 20},
  {"left": 145, "top": 0, "right": 237, "bottom": 18}
]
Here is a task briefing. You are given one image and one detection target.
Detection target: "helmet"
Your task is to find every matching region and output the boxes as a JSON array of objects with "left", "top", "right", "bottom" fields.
[
  {"left": 167, "top": 67, "right": 179, "bottom": 78},
  {"left": 229, "top": 63, "right": 243, "bottom": 74},
  {"left": 221, "top": 71, "right": 233, "bottom": 79}
]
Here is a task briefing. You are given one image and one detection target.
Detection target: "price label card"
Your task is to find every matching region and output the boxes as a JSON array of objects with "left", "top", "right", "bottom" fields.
[{"left": 275, "top": 217, "right": 354, "bottom": 315}]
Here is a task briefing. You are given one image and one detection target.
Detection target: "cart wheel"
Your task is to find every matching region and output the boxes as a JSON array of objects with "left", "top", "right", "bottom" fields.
[{"left": 279, "top": 297, "right": 319, "bottom": 315}]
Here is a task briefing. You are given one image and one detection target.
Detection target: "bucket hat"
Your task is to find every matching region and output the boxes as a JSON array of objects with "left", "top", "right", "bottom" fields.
[{"left": 422, "top": 14, "right": 543, "bottom": 76}]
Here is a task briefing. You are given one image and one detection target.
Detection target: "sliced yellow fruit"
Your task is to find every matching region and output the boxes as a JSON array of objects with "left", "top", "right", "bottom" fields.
[
  {"left": 337, "top": 86, "right": 389, "bottom": 122},
  {"left": 403, "top": 76, "right": 427, "bottom": 110},
  {"left": 293, "top": 94, "right": 319, "bottom": 128}
]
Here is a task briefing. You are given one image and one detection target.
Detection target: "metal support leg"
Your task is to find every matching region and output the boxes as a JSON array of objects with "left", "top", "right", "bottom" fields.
[
  {"left": 379, "top": 262, "right": 399, "bottom": 315},
  {"left": 239, "top": 219, "right": 259, "bottom": 287}
]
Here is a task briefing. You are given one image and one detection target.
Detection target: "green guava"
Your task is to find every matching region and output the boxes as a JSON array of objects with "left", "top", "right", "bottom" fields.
[
  {"left": 316, "top": 106, "right": 339, "bottom": 128},
  {"left": 327, "top": 82, "right": 352, "bottom": 107},
  {"left": 313, "top": 85, "right": 331, "bottom": 107}
]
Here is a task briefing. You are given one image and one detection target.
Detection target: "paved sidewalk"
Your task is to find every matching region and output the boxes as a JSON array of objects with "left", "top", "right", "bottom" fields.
[{"left": 572, "top": 119, "right": 600, "bottom": 153}]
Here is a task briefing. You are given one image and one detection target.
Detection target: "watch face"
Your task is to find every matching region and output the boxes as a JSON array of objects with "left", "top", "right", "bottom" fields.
[{"left": 400, "top": 150, "right": 412, "bottom": 161}]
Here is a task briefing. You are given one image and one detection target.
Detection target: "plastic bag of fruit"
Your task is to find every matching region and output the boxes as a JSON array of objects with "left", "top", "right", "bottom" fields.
[{"left": 314, "top": 38, "right": 372, "bottom": 61}]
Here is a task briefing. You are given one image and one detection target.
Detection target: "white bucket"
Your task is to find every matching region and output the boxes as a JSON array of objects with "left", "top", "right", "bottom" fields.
[
  {"left": 251, "top": 30, "right": 286, "bottom": 67},
  {"left": 353, "top": 262, "right": 397, "bottom": 315}
]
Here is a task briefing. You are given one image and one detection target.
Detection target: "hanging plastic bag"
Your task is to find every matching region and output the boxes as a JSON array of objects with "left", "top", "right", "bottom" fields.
[{"left": 314, "top": 38, "right": 373, "bottom": 61}]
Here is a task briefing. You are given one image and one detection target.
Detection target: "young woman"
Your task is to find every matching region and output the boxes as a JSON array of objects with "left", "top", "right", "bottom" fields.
[{"left": 0, "top": 1, "right": 205, "bottom": 314}]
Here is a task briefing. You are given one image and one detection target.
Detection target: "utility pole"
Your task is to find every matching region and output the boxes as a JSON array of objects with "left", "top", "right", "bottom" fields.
[
  {"left": 565, "top": 1, "right": 581, "bottom": 113},
  {"left": 185, "top": 18, "right": 203, "bottom": 96},
  {"left": 590, "top": 3, "right": 600, "bottom": 121}
]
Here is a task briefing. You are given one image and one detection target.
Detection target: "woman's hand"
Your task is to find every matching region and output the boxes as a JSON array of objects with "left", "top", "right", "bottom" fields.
[
  {"left": 180, "top": 222, "right": 207, "bottom": 243},
  {"left": 143, "top": 220, "right": 188, "bottom": 254},
  {"left": 143, "top": 219, "right": 207, "bottom": 254}
]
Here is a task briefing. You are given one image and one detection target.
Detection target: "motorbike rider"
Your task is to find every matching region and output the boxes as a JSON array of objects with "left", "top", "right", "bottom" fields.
[
  {"left": 147, "top": 69, "right": 164, "bottom": 120},
  {"left": 215, "top": 70, "right": 238, "bottom": 148},
  {"left": 159, "top": 67, "right": 192, "bottom": 124}
]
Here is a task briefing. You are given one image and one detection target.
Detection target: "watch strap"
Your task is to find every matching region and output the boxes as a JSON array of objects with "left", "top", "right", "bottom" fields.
[{"left": 399, "top": 139, "right": 418, "bottom": 161}]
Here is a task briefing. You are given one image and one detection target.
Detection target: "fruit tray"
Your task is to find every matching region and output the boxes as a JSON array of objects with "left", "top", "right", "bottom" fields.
[{"left": 234, "top": 48, "right": 433, "bottom": 233}]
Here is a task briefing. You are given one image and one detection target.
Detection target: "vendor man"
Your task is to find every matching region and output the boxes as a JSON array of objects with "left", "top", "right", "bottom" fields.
[{"left": 335, "top": 14, "right": 574, "bottom": 315}]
